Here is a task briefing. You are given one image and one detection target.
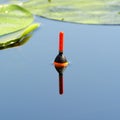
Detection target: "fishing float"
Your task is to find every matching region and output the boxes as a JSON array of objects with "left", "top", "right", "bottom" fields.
[{"left": 54, "top": 32, "right": 68, "bottom": 95}]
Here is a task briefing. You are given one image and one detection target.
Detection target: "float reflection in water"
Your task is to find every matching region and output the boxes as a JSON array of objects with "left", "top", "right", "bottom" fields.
[{"left": 54, "top": 32, "right": 68, "bottom": 95}]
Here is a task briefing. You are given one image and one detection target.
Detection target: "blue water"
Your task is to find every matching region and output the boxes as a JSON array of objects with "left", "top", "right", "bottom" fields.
[{"left": 1, "top": 9, "right": 120, "bottom": 120}]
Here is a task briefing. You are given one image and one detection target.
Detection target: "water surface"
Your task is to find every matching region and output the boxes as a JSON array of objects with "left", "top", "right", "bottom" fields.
[{"left": 0, "top": 15, "right": 120, "bottom": 120}]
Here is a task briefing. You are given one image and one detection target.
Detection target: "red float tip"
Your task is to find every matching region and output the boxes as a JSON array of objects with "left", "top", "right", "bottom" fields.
[{"left": 59, "top": 32, "right": 64, "bottom": 52}]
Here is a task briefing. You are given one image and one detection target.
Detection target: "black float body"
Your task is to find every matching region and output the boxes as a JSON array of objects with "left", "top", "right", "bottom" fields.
[
  {"left": 54, "top": 52, "right": 67, "bottom": 63},
  {"left": 54, "top": 52, "right": 68, "bottom": 74}
]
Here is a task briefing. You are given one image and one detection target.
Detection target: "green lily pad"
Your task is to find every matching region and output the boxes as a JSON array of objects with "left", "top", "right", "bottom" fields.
[
  {"left": 0, "top": 4, "right": 33, "bottom": 36},
  {"left": 0, "top": 23, "right": 40, "bottom": 49},
  {"left": 0, "top": 34, "right": 32, "bottom": 50},
  {"left": 21, "top": 0, "right": 120, "bottom": 24}
]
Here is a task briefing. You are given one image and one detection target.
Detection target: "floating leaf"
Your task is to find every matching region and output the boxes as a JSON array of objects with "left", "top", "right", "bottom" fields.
[
  {"left": 21, "top": 0, "right": 120, "bottom": 24},
  {"left": 0, "top": 4, "right": 33, "bottom": 36},
  {"left": 0, "top": 34, "right": 32, "bottom": 50},
  {"left": 0, "top": 23, "right": 40, "bottom": 49}
]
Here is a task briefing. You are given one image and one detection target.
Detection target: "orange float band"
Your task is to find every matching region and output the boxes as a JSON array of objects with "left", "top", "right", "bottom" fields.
[{"left": 54, "top": 62, "right": 68, "bottom": 67}]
